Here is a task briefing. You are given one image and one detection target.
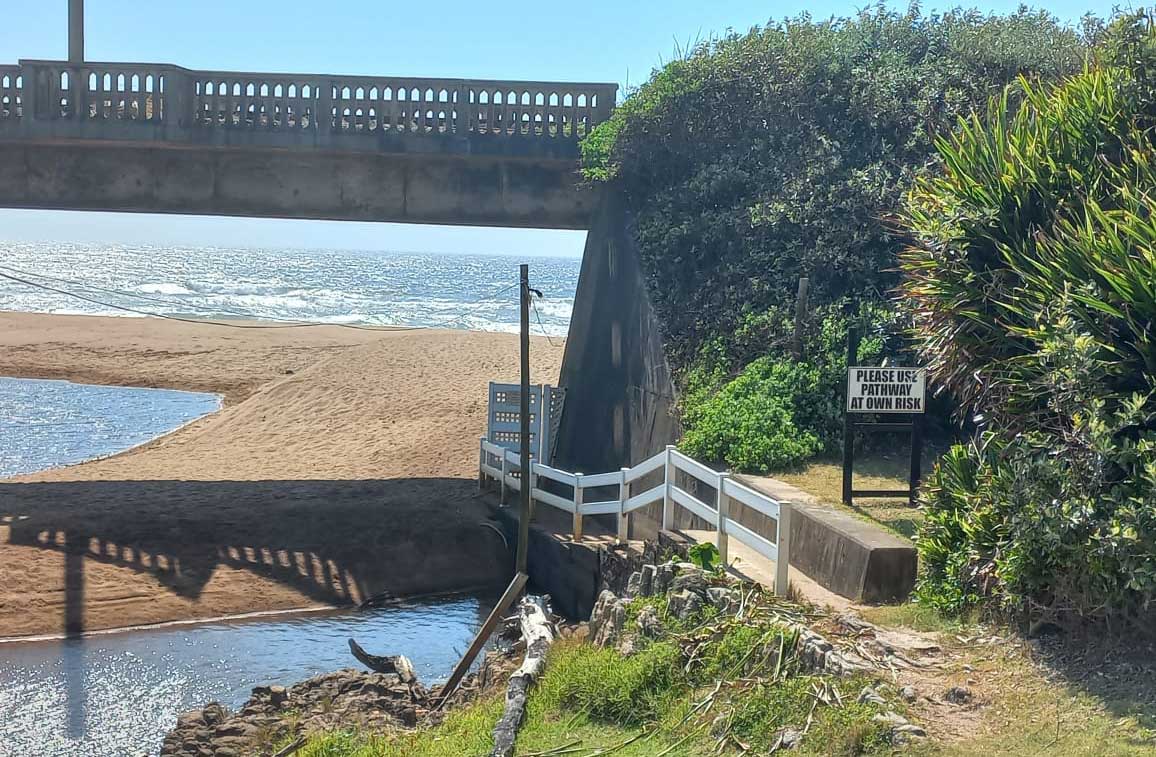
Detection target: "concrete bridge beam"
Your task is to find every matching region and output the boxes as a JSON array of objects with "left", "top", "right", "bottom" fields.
[{"left": 0, "top": 141, "right": 597, "bottom": 229}]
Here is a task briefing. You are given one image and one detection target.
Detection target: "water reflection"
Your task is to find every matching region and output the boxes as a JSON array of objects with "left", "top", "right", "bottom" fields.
[{"left": 0, "top": 594, "right": 493, "bottom": 756}]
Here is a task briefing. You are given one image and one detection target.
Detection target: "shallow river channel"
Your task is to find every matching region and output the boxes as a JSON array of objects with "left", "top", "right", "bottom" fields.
[{"left": 0, "top": 594, "right": 496, "bottom": 756}]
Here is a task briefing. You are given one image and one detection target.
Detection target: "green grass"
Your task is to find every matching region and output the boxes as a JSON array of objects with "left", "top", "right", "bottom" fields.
[{"left": 295, "top": 634, "right": 897, "bottom": 757}]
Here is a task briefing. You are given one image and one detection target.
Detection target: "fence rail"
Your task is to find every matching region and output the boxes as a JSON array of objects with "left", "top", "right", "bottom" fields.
[
  {"left": 1, "top": 59, "right": 617, "bottom": 147},
  {"left": 480, "top": 442, "right": 791, "bottom": 594}
]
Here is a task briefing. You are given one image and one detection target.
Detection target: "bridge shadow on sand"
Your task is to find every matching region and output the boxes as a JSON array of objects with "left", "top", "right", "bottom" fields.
[
  {"left": 0, "top": 477, "right": 508, "bottom": 742},
  {"left": 0, "top": 477, "right": 509, "bottom": 638}
]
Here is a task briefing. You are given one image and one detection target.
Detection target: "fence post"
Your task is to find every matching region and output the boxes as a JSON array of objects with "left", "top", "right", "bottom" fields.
[
  {"left": 662, "top": 445, "right": 676, "bottom": 531},
  {"left": 776, "top": 502, "right": 792, "bottom": 596},
  {"left": 572, "top": 474, "right": 584, "bottom": 541},
  {"left": 716, "top": 472, "right": 730, "bottom": 569},
  {"left": 617, "top": 467, "right": 630, "bottom": 544},
  {"left": 500, "top": 453, "right": 508, "bottom": 505}
]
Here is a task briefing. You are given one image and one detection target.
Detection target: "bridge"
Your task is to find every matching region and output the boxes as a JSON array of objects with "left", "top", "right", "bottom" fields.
[
  {"left": 0, "top": 59, "right": 616, "bottom": 228},
  {"left": 1, "top": 4, "right": 686, "bottom": 584}
]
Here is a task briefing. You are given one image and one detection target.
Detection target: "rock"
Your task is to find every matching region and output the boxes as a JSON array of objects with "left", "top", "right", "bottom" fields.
[
  {"left": 872, "top": 711, "right": 910, "bottom": 728},
  {"left": 857, "top": 686, "right": 886, "bottom": 706},
  {"left": 162, "top": 669, "right": 429, "bottom": 756},
  {"left": 617, "top": 635, "right": 639, "bottom": 656},
  {"left": 773, "top": 728, "right": 803, "bottom": 750},
  {"left": 944, "top": 686, "right": 973, "bottom": 705},
  {"left": 589, "top": 590, "right": 626, "bottom": 648},
  {"left": 667, "top": 589, "right": 703, "bottom": 621},
  {"left": 636, "top": 605, "right": 664, "bottom": 638},
  {"left": 268, "top": 685, "right": 288, "bottom": 707},
  {"left": 626, "top": 571, "right": 643, "bottom": 597},
  {"left": 670, "top": 567, "right": 708, "bottom": 597},
  {"left": 639, "top": 564, "right": 656, "bottom": 596},
  {"left": 896, "top": 724, "right": 927, "bottom": 737},
  {"left": 706, "top": 586, "right": 736, "bottom": 611},
  {"left": 653, "top": 563, "right": 675, "bottom": 595},
  {"left": 900, "top": 685, "right": 918, "bottom": 703}
]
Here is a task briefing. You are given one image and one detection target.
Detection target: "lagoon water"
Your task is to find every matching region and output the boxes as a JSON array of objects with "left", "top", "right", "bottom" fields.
[
  {"left": 0, "top": 595, "right": 496, "bottom": 756},
  {"left": 0, "top": 377, "right": 223, "bottom": 478}
]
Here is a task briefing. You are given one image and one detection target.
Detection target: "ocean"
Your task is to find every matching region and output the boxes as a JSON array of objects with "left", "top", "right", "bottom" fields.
[{"left": 0, "top": 242, "right": 581, "bottom": 336}]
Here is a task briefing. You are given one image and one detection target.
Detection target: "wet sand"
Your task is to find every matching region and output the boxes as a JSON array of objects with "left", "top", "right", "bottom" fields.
[{"left": 0, "top": 313, "right": 563, "bottom": 637}]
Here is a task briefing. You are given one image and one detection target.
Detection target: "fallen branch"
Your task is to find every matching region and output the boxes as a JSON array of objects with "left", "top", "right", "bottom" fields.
[
  {"left": 348, "top": 639, "right": 416, "bottom": 683},
  {"left": 491, "top": 595, "right": 555, "bottom": 757},
  {"left": 272, "top": 737, "right": 305, "bottom": 757}
]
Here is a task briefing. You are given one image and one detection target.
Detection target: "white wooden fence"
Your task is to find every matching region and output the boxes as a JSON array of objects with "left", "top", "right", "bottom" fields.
[{"left": 479, "top": 441, "right": 791, "bottom": 594}]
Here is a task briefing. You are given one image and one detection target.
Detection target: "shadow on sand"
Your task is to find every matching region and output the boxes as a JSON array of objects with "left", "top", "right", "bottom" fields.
[{"left": 1, "top": 476, "right": 510, "bottom": 740}]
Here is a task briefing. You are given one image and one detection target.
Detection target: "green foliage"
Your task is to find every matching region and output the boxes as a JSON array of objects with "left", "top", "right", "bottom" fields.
[
  {"left": 901, "top": 63, "right": 1156, "bottom": 425},
  {"left": 680, "top": 356, "right": 824, "bottom": 471},
  {"left": 679, "top": 306, "right": 890, "bottom": 472},
  {"left": 688, "top": 541, "right": 721, "bottom": 571},
  {"left": 905, "top": 14, "right": 1156, "bottom": 627},
  {"left": 726, "top": 677, "right": 893, "bottom": 755},
  {"left": 916, "top": 377, "right": 1156, "bottom": 624},
  {"left": 584, "top": 5, "right": 1087, "bottom": 377},
  {"left": 535, "top": 641, "right": 685, "bottom": 725}
]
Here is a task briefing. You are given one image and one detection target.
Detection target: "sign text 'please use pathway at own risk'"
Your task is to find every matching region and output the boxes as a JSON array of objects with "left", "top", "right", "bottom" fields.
[{"left": 847, "top": 367, "right": 926, "bottom": 413}]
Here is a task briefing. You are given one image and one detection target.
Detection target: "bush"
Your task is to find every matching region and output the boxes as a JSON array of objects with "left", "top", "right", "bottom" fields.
[
  {"left": 584, "top": 6, "right": 1087, "bottom": 374},
  {"left": 916, "top": 390, "right": 1156, "bottom": 624},
  {"left": 680, "top": 356, "right": 824, "bottom": 471},
  {"left": 679, "top": 305, "right": 890, "bottom": 472},
  {"left": 903, "top": 13, "right": 1156, "bottom": 627}
]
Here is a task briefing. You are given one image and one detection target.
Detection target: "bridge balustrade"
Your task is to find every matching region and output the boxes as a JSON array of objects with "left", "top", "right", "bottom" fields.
[
  {"left": 0, "top": 59, "right": 616, "bottom": 150},
  {"left": 0, "top": 67, "right": 20, "bottom": 120}
]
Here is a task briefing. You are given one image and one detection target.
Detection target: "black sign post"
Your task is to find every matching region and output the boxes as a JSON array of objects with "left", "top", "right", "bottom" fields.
[{"left": 842, "top": 328, "right": 926, "bottom": 507}]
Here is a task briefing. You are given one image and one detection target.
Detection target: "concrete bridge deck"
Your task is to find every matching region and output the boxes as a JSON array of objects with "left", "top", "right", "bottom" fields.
[{"left": 0, "top": 60, "right": 616, "bottom": 228}]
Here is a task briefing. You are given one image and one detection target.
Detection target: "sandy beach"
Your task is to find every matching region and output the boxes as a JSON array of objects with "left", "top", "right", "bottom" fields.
[{"left": 0, "top": 312, "right": 564, "bottom": 638}]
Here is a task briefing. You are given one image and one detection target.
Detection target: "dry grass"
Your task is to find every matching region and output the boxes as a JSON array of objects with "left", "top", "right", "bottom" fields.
[{"left": 776, "top": 453, "right": 925, "bottom": 539}]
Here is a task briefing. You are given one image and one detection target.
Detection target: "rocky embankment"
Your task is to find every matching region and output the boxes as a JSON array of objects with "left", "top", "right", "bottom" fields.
[
  {"left": 162, "top": 542, "right": 956, "bottom": 755},
  {"left": 163, "top": 669, "right": 425, "bottom": 756},
  {"left": 162, "top": 644, "right": 521, "bottom": 757}
]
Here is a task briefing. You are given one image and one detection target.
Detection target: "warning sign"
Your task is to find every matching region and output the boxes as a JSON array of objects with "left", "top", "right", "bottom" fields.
[{"left": 847, "top": 367, "right": 926, "bottom": 414}]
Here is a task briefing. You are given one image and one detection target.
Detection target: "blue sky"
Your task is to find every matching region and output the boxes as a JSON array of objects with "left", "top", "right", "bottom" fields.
[{"left": 0, "top": 0, "right": 1112, "bottom": 256}]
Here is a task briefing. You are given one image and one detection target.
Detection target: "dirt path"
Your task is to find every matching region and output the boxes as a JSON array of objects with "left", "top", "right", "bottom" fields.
[{"left": 0, "top": 313, "right": 564, "bottom": 637}]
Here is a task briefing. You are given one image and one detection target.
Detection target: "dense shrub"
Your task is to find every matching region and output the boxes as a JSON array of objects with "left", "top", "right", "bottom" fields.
[
  {"left": 584, "top": 6, "right": 1086, "bottom": 369},
  {"left": 583, "top": 6, "right": 1088, "bottom": 471},
  {"left": 902, "top": 14, "right": 1156, "bottom": 626},
  {"left": 679, "top": 306, "right": 889, "bottom": 471}
]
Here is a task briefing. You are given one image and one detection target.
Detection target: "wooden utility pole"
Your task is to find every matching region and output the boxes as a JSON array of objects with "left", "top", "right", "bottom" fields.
[
  {"left": 842, "top": 327, "right": 859, "bottom": 506},
  {"left": 69, "top": 0, "right": 85, "bottom": 63},
  {"left": 516, "top": 263, "right": 532, "bottom": 573},
  {"left": 438, "top": 266, "right": 535, "bottom": 706}
]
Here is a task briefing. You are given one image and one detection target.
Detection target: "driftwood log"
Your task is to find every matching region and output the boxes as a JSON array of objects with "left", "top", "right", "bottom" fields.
[
  {"left": 491, "top": 595, "right": 555, "bottom": 757},
  {"left": 347, "top": 639, "right": 416, "bottom": 683}
]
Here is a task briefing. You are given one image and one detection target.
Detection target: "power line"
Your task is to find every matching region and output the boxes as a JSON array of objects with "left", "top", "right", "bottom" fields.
[{"left": 530, "top": 295, "right": 561, "bottom": 346}]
